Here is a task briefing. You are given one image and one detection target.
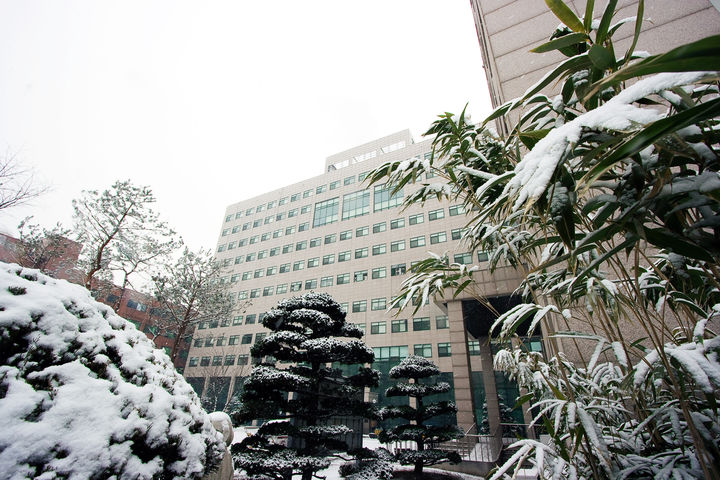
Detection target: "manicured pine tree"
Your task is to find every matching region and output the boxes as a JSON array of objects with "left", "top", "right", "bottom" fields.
[
  {"left": 232, "top": 292, "right": 380, "bottom": 480},
  {"left": 378, "top": 355, "right": 462, "bottom": 475}
]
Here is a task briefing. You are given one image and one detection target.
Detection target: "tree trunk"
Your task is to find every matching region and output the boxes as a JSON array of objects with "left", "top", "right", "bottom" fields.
[{"left": 414, "top": 378, "right": 424, "bottom": 476}]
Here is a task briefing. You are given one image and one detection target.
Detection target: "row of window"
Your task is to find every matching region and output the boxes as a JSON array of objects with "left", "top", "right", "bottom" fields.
[
  {"left": 196, "top": 316, "right": 449, "bottom": 346},
  {"left": 223, "top": 172, "right": 378, "bottom": 225},
  {"left": 219, "top": 205, "right": 467, "bottom": 252},
  {"left": 188, "top": 341, "right": 452, "bottom": 368}
]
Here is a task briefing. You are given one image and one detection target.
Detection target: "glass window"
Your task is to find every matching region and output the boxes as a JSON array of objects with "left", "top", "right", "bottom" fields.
[
  {"left": 449, "top": 205, "right": 465, "bottom": 216},
  {"left": 296, "top": 240, "right": 307, "bottom": 250},
  {"left": 312, "top": 197, "right": 339, "bottom": 227},
  {"left": 256, "top": 205, "right": 264, "bottom": 213},
  {"left": 428, "top": 208, "right": 445, "bottom": 221},
  {"left": 372, "top": 244, "right": 386, "bottom": 255},
  {"left": 270, "top": 247, "right": 281, "bottom": 257},
  {"left": 232, "top": 316, "right": 243, "bottom": 326},
  {"left": 409, "top": 214, "right": 424, "bottom": 225},
  {"left": 438, "top": 342, "right": 452, "bottom": 357},
  {"left": 371, "top": 322, "right": 386, "bottom": 334},
  {"left": 468, "top": 340, "right": 481, "bottom": 356},
  {"left": 316, "top": 184, "right": 326, "bottom": 194},
  {"left": 371, "top": 298, "right": 386, "bottom": 311},
  {"left": 478, "top": 251, "right": 490, "bottom": 262},
  {"left": 436, "top": 315, "right": 449, "bottom": 329},
  {"left": 410, "top": 236, "right": 426, "bottom": 248},
  {"left": 352, "top": 300, "right": 367, "bottom": 313},
  {"left": 356, "top": 226, "right": 369, "bottom": 237},
  {"left": 293, "top": 260, "right": 304, "bottom": 271},
  {"left": 253, "top": 219, "right": 262, "bottom": 228},
  {"left": 268, "top": 200, "right": 276, "bottom": 209},
  {"left": 238, "top": 290, "right": 248, "bottom": 300},
  {"left": 239, "top": 238, "right": 248, "bottom": 247},
  {"left": 200, "top": 356, "right": 211, "bottom": 366},
  {"left": 391, "top": 240, "right": 406, "bottom": 252},
  {"left": 264, "top": 215, "right": 274, "bottom": 225},
  {"left": 344, "top": 175, "right": 355, "bottom": 186},
  {"left": 430, "top": 232, "right": 447, "bottom": 244},
  {"left": 279, "top": 263, "right": 290, "bottom": 273},
  {"left": 320, "top": 276, "right": 333, "bottom": 287},
  {"left": 216, "top": 336, "right": 226, "bottom": 346},
  {"left": 276, "top": 283, "right": 288, "bottom": 294},
  {"left": 242, "top": 222, "right": 251, "bottom": 231},
  {"left": 250, "top": 288, "right": 260, "bottom": 298},
  {"left": 454, "top": 252, "right": 473, "bottom": 265},
  {"left": 373, "top": 184, "right": 403, "bottom": 211},
  {"left": 229, "top": 335, "right": 240, "bottom": 345},
  {"left": 391, "top": 319, "right": 407, "bottom": 333},
  {"left": 254, "top": 269, "right": 264, "bottom": 278},
  {"left": 273, "top": 229, "right": 282, "bottom": 239},
  {"left": 250, "top": 235, "right": 259, "bottom": 244},
  {"left": 255, "top": 333, "right": 266, "bottom": 343},
  {"left": 340, "top": 230, "right": 352, "bottom": 241},
  {"left": 307, "top": 257, "right": 320, "bottom": 268},
  {"left": 282, "top": 244, "right": 293, "bottom": 254},
  {"left": 217, "top": 244, "right": 226, "bottom": 253},
  {"left": 222, "top": 228, "right": 230, "bottom": 236},
  {"left": 330, "top": 180, "right": 340, "bottom": 190},
  {"left": 337, "top": 273, "right": 350, "bottom": 285},
  {"left": 242, "top": 271, "right": 252, "bottom": 281},
  {"left": 290, "top": 281, "right": 302, "bottom": 292},
  {"left": 288, "top": 208, "right": 298, "bottom": 217},
  {"left": 189, "top": 357, "right": 199, "bottom": 367},
  {"left": 204, "top": 336, "right": 214, "bottom": 347},
  {"left": 322, "top": 254, "right": 335, "bottom": 265},
  {"left": 324, "top": 234, "right": 336, "bottom": 244},
  {"left": 354, "top": 270, "right": 368, "bottom": 282},
  {"left": 414, "top": 344, "right": 433, "bottom": 358},
  {"left": 263, "top": 286, "right": 274, "bottom": 296},
  {"left": 224, "top": 354, "right": 235, "bottom": 366},
  {"left": 372, "top": 267, "right": 386, "bottom": 279},
  {"left": 338, "top": 251, "right": 351, "bottom": 262},
  {"left": 193, "top": 338, "right": 202, "bottom": 347},
  {"left": 291, "top": 193, "right": 300, "bottom": 202},
  {"left": 279, "top": 196, "right": 288, "bottom": 206},
  {"left": 413, "top": 317, "right": 431, "bottom": 331},
  {"left": 373, "top": 345, "right": 408, "bottom": 360},
  {"left": 298, "top": 222, "right": 309, "bottom": 232},
  {"left": 261, "top": 232, "right": 271, "bottom": 241},
  {"left": 237, "top": 354, "right": 249, "bottom": 365},
  {"left": 355, "top": 247, "right": 368, "bottom": 259},
  {"left": 267, "top": 266, "right": 278, "bottom": 277},
  {"left": 303, "top": 189, "right": 313, "bottom": 198},
  {"left": 232, "top": 225, "right": 241, "bottom": 234},
  {"left": 276, "top": 212, "right": 285, "bottom": 221},
  {"left": 391, "top": 218, "right": 404, "bottom": 229},
  {"left": 305, "top": 279, "right": 317, "bottom": 290},
  {"left": 246, "top": 253, "right": 256, "bottom": 262},
  {"left": 257, "top": 250, "right": 267, "bottom": 259},
  {"left": 451, "top": 228, "right": 463, "bottom": 240},
  {"left": 245, "top": 314, "right": 256, "bottom": 324},
  {"left": 245, "top": 208, "right": 254, "bottom": 215},
  {"left": 342, "top": 190, "right": 370, "bottom": 220},
  {"left": 301, "top": 204, "right": 312, "bottom": 214},
  {"left": 310, "top": 237, "right": 321, "bottom": 248}
]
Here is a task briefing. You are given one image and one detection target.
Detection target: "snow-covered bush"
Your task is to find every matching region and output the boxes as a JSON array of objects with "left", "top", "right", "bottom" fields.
[
  {"left": 0, "top": 263, "right": 225, "bottom": 479},
  {"left": 377, "top": 356, "right": 461, "bottom": 475},
  {"left": 232, "top": 292, "right": 381, "bottom": 480},
  {"left": 365, "top": 1, "right": 720, "bottom": 478}
]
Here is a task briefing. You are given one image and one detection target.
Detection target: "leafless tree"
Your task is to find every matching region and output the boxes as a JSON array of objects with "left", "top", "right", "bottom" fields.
[{"left": 0, "top": 152, "right": 47, "bottom": 211}]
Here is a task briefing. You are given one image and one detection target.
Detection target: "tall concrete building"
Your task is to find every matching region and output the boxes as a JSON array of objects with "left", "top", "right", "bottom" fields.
[{"left": 184, "top": 130, "right": 531, "bottom": 438}]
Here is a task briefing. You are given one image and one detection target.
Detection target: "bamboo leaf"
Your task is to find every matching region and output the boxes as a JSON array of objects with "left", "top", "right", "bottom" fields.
[
  {"left": 584, "top": 35, "right": 720, "bottom": 100},
  {"left": 579, "top": 98, "right": 720, "bottom": 189},
  {"left": 623, "top": 0, "right": 643, "bottom": 65},
  {"left": 595, "top": 0, "right": 618, "bottom": 44},
  {"left": 588, "top": 44, "right": 614, "bottom": 70},
  {"left": 545, "top": 0, "right": 585, "bottom": 32},
  {"left": 583, "top": 0, "right": 595, "bottom": 32},
  {"left": 531, "top": 32, "right": 590, "bottom": 53},
  {"left": 644, "top": 227, "right": 714, "bottom": 262}
]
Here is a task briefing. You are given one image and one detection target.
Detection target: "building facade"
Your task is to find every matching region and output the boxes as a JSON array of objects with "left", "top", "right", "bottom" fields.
[{"left": 185, "top": 130, "right": 533, "bottom": 435}]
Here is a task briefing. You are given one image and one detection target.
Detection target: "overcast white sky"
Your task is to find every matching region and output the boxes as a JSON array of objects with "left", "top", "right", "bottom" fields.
[{"left": 0, "top": 1, "right": 491, "bottom": 251}]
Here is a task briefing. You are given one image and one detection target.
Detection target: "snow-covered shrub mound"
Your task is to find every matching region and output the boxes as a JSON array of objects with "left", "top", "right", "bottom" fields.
[{"left": 0, "top": 263, "right": 225, "bottom": 480}]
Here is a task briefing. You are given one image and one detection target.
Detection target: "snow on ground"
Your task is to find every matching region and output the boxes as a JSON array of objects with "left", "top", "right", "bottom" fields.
[{"left": 230, "top": 430, "right": 493, "bottom": 480}]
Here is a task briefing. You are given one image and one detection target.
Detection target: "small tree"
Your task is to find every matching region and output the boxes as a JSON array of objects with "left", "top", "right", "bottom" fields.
[
  {"left": 14, "top": 217, "right": 75, "bottom": 277},
  {"left": 378, "top": 356, "right": 461, "bottom": 475},
  {"left": 72, "top": 179, "right": 178, "bottom": 292},
  {"left": 233, "top": 292, "right": 380, "bottom": 480},
  {"left": 151, "top": 248, "right": 236, "bottom": 365}
]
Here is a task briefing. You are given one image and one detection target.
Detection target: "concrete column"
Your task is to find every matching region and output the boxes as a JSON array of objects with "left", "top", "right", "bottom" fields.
[
  {"left": 478, "top": 339, "right": 501, "bottom": 436},
  {"left": 446, "top": 300, "right": 476, "bottom": 432}
]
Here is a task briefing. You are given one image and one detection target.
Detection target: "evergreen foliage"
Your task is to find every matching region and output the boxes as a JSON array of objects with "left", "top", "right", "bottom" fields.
[
  {"left": 232, "top": 292, "right": 381, "bottom": 480},
  {"left": 377, "top": 356, "right": 461, "bottom": 475},
  {"left": 366, "top": 1, "right": 720, "bottom": 477},
  {"left": 0, "top": 263, "right": 225, "bottom": 479}
]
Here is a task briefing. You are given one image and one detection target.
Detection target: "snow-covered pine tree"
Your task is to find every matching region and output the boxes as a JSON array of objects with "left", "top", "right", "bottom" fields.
[
  {"left": 232, "top": 292, "right": 380, "bottom": 480},
  {"left": 378, "top": 355, "right": 461, "bottom": 475}
]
